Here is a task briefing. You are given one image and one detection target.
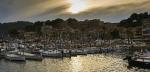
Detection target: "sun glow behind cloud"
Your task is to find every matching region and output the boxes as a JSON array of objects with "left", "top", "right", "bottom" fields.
[{"left": 67, "top": 0, "right": 88, "bottom": 14}]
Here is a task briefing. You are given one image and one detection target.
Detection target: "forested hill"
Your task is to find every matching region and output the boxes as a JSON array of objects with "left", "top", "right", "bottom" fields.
[
  {"left": 0, "top": 21, "right": 33, "bottom": 32},
  {"left": 118, "top": 12, "right": 150, "bottom": 27},
  {"left": 0, "top": 12, "right": 150, "bottom": 33}
]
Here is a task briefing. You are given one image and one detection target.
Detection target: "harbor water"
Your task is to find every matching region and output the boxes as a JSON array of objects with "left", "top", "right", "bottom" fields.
[{"left": 0, "top": 54, "right": 149, "bottom": 72}]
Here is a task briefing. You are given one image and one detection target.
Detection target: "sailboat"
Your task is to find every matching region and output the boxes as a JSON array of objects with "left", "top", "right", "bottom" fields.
[{"left": 4, "top": 40, "right": 26, "bottom": 62}]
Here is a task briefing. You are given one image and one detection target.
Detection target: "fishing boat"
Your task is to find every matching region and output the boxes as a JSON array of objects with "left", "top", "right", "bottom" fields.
[
  {"left": 124, "top": 50, "right": 150, "bottom": 69},
  {"left": 18, "top": 52, "right": 43, "bottom": 61},
  {"left": 62, "top": 49, "right": 71, "bottom": 57},
  {"left": 75, "top": 49, "right": 87, "bottom": 55},
  {"left": 86, "top": 47, "right": 100, "bottom": 54},
  {"left": 70, "top": 49, "right": 78, "bottom": 56},
  {"left": 5, "top": 54, "right": 26, "bottom": 62},
  {"left": 41, "top": 50, "right": 62, "bottom": 58}
]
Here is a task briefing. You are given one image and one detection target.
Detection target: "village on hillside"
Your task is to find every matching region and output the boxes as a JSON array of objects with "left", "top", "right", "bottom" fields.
[{"left": 0, "top": 12, "right": 150, "bottom": 61}]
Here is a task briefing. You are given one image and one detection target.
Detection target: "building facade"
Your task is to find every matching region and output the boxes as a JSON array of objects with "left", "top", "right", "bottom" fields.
[{"left": 142, "top": 18, "right": 150, "bottom": 44}]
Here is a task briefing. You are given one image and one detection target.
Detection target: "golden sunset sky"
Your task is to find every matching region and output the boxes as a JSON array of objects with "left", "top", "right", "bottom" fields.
[{"left": 0, "top": 0, "right": 150, "bottom": 22}]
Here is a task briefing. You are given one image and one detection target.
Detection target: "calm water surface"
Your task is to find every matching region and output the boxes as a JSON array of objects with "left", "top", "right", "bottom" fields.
[{"left": 0, "top": 54, "right": 149, "bottom": 72}]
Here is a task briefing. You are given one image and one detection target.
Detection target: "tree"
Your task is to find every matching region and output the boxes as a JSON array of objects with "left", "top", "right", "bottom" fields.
[
  {"left": 103, "top": 30, "right": 112, "bottom": 40},
  {"left": 45, "top": 20, "right": 51, "bottom": 25},
  {"left": 51, "top": 18, "right": 64, "bottom": 28},
  {"left": 111, "top": 29, "right": 120, "bottom": 39},
  {"left": 24, "top": 25, "right": 34, "bottom": 32},
  {"left": 67, "top": 18, "right": 78, "bottom": 24},
  {"left": 118, "top": 12, "right": 150, "bottom": 27},
  {"left": 33, "top": 21, "right": 43, "bottom": 35},
  {"left": 8, "top": 28, "right": 19, "bottom": 37}
]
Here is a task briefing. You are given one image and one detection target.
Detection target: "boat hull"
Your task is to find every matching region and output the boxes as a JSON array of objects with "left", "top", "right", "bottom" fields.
[
  {"left": 128, "top": 59, "right": 150, "bottom": 69},
  {"left": 25, "top": 55, "right": 43, "bottom": 61},
  {"left": 5, "top": 55, "right": 26, "bottom": 62},
  {"left": 42, "top": 53, "right": 62, "bottom": 58}
]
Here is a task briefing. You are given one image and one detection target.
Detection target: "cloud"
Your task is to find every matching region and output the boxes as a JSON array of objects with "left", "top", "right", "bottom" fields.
[
  {"left": 1, "top": 0, "right": 68, "bottom": 22},
  {"left": 58, "top": 0, "right": 150, "bottom": 22},
  {"left": 0, "top": 0, "right": 150, "bottom": 22},
  {"left": 85, "top": 0, "right": 150, "bottom": 15}
]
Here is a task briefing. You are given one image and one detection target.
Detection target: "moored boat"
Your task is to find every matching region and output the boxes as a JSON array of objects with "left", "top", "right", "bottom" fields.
[
  {"left": 124, "top": 50, "right": 150, "bottom": 69},
  {"left": 5, "top": 54, "right": 26, "bottom": 62},
  {"left": 41, "top": 50, "right": 62, "bottom": 58},
  {"left": 18, "top": 52, "right": 43, "bottom": 61},
  {"left": 75, "top": 49, "right": 87, "bottom": 55}
]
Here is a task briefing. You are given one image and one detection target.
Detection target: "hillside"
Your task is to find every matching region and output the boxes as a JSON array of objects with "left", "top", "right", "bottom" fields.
[{"left": 0, "top": 21, "right": 33, "bottom": 32}]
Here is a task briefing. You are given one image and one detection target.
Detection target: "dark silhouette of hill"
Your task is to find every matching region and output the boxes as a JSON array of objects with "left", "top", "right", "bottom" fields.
[
  {"left": 0, "top": 21, "right": 33, "bottom": 32},
  {"left": 0, "top": 12, "right": 149, "bottom": 34},
  {"left": 118, "top": 12, "right": 150, "bottom": 27},
  {"left": 42, "top": 18, "right": 105, "bottom": 32}
]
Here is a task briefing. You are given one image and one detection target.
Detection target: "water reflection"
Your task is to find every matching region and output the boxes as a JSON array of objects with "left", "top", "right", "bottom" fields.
[
  {"left": 70, "top": 55, "right": 128, "bottom": 72},
  {"left": 0, "top": 54, "right": 149, "bottom": 72},
  {"left": 71, "top": 57, "right": 82, "bottom": 72}
]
